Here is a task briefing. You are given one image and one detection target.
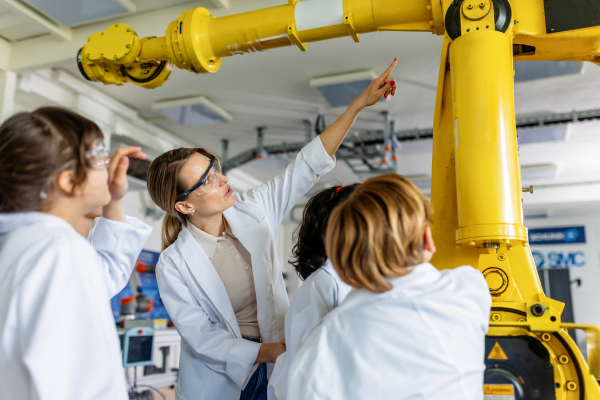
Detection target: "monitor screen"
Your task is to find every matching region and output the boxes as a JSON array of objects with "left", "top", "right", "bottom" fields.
[{"left": 126, "top": 335, "right": 154, "bottom": 364}]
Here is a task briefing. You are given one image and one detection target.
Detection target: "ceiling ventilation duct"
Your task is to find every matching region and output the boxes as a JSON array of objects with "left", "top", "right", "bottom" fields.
[
  {"left": 521, "top": 164, "right": 557, "bottom": 181},
  {"left": 310, "top": 70, "right": 378, "bottom": 107},
  {"left": 23, "top": 0, "right": 133, "bottom": 26},
  {"left": 514, "top": 61, "right": 582, "bottom": 82},
  {"left": 153, "top": 96, "right": 232, "bottom": 126},
  {"left": 517, "top": 124, "right": 568, "bottom": 145}
]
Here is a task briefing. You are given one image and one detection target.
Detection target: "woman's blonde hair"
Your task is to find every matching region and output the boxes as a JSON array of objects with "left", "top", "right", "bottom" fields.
[
  {"left": 147, "top": 147, "right": 218, "bottom": 251},
  {"left": 325, "top": 173, "right": 431, "bottom": 293}
]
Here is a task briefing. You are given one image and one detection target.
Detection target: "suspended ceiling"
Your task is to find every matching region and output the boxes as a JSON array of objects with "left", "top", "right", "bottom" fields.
[{"left": 4, "top": 0, "right": 600, "bottom": 214}]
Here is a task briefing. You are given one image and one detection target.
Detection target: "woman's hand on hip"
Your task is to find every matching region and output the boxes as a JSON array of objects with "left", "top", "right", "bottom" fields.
[{"left": 255, "top": 339, "right": 286, "bottom": 364}]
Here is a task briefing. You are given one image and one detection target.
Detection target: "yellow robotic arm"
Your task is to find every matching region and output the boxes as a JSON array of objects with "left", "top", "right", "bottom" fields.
[
  {"left": 77, "top": 0, "right": 444, "bottom": 88},
  {"left": 79, "top": 0, "right": 600, "bottom": 398}
]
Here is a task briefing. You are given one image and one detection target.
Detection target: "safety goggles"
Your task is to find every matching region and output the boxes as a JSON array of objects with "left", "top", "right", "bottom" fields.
[
  {"left": 85, "top": 139, "right": 111, "bottom": 170},
  {"left": 177, "top": 157, "right": 222, "bottom": 201}
]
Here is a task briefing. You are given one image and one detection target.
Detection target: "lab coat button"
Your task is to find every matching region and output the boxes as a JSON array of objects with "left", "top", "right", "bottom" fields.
[
  {"left": 236, "top": 255, "right": 240, "bottom": 259},
  {"left": 245, "top": 265, "right": 249, "bottom": 270},
  {"left": 229, "top": 246, "right": 233, "bottom": 250}
]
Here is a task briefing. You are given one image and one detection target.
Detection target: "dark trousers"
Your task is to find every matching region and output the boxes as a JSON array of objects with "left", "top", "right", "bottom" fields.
[{"left": 240, "top": 363, "right": 267, "bottom": 400}]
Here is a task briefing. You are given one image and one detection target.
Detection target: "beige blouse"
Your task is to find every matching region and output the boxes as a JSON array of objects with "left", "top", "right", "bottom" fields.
[{"left": 188, "top": 222, "right": 260, "bottom": 339}]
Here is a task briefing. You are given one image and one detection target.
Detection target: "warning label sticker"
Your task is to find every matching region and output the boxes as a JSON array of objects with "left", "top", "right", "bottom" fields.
[
  {"left": 488, "top": 342, "right": 509, "bottom": 360},
  {"left": 484, "top": 384, "right": 515, "bottom": 400}
]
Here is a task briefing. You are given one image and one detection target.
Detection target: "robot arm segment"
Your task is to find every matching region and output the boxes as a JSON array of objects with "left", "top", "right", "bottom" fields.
[{"left": 78, "top": 0, "right": 443, "bottom": 88}]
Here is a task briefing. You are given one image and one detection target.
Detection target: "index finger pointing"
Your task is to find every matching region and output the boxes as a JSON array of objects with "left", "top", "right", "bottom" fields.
[{"left": 379, "top": 58, "right": 398, "bottom": 82}]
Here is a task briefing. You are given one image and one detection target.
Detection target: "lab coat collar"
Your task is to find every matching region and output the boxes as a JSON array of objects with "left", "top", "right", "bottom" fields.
[
  {"left": 186, "top": 219, "right": 239, "bottom": 260},
  {"left": 341, "top": 263, "right": 442, "bottom": 306},
  {"left": 322, "top": 259, "right": 336, "bottom": 275},
  {"left": 0, "top": 211, "right": 72, "bottom": 235},
  {"left": 387, "top": 263, "right": 441, "bottom": 287},
  {"left": 176, "top": 225, "right": 240, "bottom": 335},
  {"left": 187, "top": 222, "right": 219, "bottom": 259},
  {"left": 228, "top": 193, "right": 266, "bottom": 223}
]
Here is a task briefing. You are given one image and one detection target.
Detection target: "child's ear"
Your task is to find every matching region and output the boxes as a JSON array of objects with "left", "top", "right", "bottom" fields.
[
  {"left": 423, "top": 226, "right": 436, "bottom": 261},
  {"left": 57, "top": 170, "right": 76, "bottom": 195}
]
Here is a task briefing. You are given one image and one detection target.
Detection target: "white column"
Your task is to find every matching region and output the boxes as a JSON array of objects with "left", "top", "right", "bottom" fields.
[{"left": 0, "top": 70, "right": 16, "bottom": 123}]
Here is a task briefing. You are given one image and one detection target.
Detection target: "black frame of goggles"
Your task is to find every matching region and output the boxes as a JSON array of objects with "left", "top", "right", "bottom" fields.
[{"left": 176, "top": 158, "right": 217, "bottom": 201}]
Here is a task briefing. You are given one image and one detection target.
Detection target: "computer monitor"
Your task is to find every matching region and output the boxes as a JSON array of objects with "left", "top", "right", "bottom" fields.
[{"left": 123, "top": 327, "right": 155, "bottom": 368}]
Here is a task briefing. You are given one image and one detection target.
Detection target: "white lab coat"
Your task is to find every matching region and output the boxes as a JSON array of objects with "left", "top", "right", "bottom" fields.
[
  {"left": 268, "top": 260, "right": 352, "bottom": 400},
  {"left": 156, "top": 136, "right": 336, "bottom": 400},
  {"left": 0, "top": 212, "right": 152, "bottom": 400},
  {"left": 288, "top": 263, "right": 492, "bottom": 400}
]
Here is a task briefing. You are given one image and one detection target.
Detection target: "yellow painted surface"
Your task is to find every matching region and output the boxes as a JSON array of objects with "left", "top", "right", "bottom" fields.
[
  {"left": 487, "top": 342, "right": 509, "bottom": 360},
  {"left": 484, "top": 384, "right": 514, "bottom": 395}
]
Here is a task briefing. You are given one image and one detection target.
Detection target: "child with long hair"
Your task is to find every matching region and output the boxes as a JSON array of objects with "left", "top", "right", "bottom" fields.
[{"left": 268, "top": 184, "right": 358, "bottom": 400}]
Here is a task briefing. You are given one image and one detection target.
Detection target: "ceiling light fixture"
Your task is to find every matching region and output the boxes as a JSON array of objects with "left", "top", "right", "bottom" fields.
[
  {"left": 310, "top": 70, "right": 378, "bottom": 108},
  {"left": 152, "top": 95, "right": 232, "bottom": 126}
]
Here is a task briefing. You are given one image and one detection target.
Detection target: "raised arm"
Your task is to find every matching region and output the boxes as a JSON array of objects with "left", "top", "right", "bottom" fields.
[
  {"left": 236, "top": 60, "right": 397, "bottom": 231},
  {"left": 93, "top": 146, "right": 152, "bottom": 297}
]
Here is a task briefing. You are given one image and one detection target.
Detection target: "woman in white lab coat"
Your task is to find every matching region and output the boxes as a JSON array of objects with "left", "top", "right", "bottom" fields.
[
  {"left": 146, "top": 61, "right": 398, "bottom": 400},
  {"left": 268, "top": 184, "right": 357, "bottom": 400},
  {"left": 0, "top": 107, "right": 152, "bottom": 400},
  {"left": 288, "top": 174, "right": 492, "bottom": 400}
]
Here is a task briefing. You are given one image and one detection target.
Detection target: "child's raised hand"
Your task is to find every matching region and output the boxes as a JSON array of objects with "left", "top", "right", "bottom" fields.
[{"left": 107, "top": 146, "right": 147, "bottom": 201}]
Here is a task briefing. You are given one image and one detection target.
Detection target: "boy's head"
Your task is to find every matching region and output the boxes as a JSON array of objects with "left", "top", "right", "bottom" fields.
[
  {"left": 292, "top": 184, "right": 359, "bottom": 280},
  {"left": 326, "top": 174, "right": 434, "bottom": 293}
]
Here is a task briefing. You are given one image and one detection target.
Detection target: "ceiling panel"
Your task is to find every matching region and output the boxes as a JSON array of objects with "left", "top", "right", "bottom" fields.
[
  {"left": 23, "top": 0, "right": 129, "bottom": 26},
  {"left": 0, "top": 8, "right": 48, "bottom": 41}
]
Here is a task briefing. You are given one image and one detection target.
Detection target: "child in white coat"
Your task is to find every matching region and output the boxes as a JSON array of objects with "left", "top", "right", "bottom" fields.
[
  {"left": 0, "top": 108, "right": 151, "bottom": 400},
  {"left": 268, "top": 184, "right": 357, "bottom": 400},
  {"left": 288, "top": 174, "right": 492, "bottom": 400}
]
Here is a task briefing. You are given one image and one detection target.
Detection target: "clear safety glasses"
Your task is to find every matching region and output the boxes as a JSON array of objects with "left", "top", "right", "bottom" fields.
[
  {"left": 85, "top": 139, "right": 111, "bottom": 170},
  {"left": 177, "top": 158, "right": 223, "bottom": 200}
]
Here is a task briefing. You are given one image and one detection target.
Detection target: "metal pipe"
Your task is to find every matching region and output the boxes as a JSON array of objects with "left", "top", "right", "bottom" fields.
[{"left": 303, "top": 119, "right": 312, "bottom": 145}]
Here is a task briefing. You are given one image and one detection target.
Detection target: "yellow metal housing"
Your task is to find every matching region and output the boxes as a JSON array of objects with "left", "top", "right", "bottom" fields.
[{"left": 449, "top": 30, "right": 527, "bottom": 246}]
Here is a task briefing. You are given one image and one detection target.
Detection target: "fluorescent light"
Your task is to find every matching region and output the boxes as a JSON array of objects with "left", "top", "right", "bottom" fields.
[
  {"left": 517, "top": 125, "right": 567, "bottom": 145},
  {"left": 310, "top": 70, "right": 378, "bottom": 107},
  {"left": 521, "top": 164, "right": 557, "bottom": 181},
  {"left": 310, "top": 70, "right": 378, "bottom": 87},
  {"left": 22, "top": 0, "right": 130, "bottom": 26},
  {"left": 153, "top": 95, "right": 232, "bottom": 126},
  {"left": 514, "top": 61, "right": 582, "bottom": 82}
]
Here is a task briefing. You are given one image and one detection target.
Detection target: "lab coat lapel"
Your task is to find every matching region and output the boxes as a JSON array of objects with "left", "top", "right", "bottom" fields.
[
  {"left": 224, "top": 205, "right": 279, "bottom": 340},
  {"left": 175, "top": 226, "right": 240, "bottom": 336}
]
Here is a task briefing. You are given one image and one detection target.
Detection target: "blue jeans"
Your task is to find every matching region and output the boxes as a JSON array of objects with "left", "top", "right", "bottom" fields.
[{"left": 240, "top": 363, "right": 267, "bottom": 400}]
